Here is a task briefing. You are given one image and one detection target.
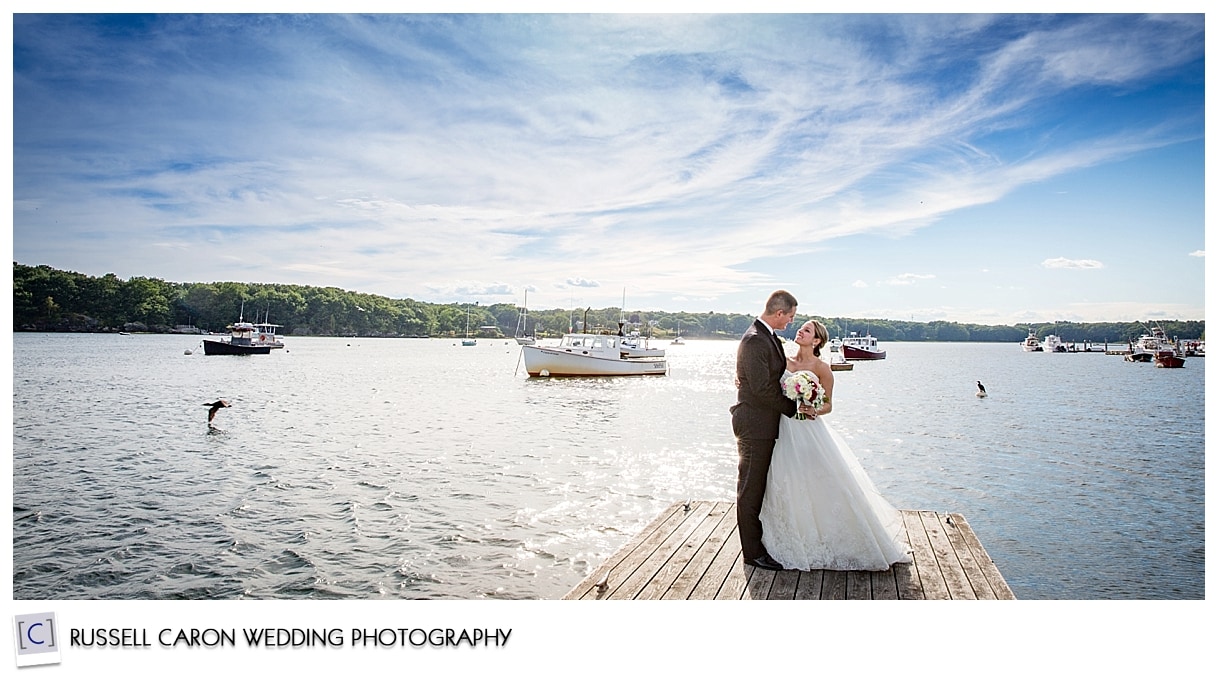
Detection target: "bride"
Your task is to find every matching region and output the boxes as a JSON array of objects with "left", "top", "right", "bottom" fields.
[{"left": 760, "top": 319, "right": 912, "bottom": 571}]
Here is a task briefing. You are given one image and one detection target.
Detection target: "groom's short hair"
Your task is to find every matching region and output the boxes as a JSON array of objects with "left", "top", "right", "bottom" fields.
[{"left": 764, "top": 290, "right": 798, "bottom": 315}]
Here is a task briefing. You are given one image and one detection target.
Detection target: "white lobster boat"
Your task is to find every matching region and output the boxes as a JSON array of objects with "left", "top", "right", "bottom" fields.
[{"left": 522, "top": 333, "right": 668, "bottom": 377}]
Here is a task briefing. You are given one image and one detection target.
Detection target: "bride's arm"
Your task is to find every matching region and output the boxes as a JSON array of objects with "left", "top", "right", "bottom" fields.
[{"left": 814, "top": 361, "right": 834, "bottom": 415}]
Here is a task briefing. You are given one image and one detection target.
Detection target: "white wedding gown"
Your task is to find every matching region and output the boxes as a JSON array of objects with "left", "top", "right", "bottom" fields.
[{"left": 760, "top": 371, "right": 912, "bottom": 571}]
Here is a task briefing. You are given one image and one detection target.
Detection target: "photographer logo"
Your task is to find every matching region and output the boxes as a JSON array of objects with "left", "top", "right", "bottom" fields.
[{"left": 13, "top": 612, "right": 61, "bottom": 667}]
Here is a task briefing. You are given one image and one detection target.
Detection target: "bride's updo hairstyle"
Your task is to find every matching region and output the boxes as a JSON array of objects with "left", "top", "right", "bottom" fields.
[{"left": 806, "top": 320, "right": 830, "bottom": 357}]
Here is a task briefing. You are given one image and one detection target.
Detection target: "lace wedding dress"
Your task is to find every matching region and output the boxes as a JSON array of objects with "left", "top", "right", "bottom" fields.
[{"left": 760, "top": 370, "right": 912, "bottom": 571}]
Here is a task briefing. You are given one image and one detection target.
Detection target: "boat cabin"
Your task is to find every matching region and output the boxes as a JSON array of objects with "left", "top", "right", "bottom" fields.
[{"left": 559, "top": 333, "right": 621, "bottom": 353}]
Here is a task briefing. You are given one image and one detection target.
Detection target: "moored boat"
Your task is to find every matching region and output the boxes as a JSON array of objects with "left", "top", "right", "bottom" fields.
[
  {"left": 1155, "top": 351, "right": 1185, "bottom": 368},
  {"left": 514, "top": 290, "right": 535, "bottom": 345},
  {"left": 620, "top": 330, "right": 665, "bottom": 358},
  {"left": 828, "top": 352, "right": 853, "bottom": 371},
  {"left": 202, "top": 319, "right": 273, "bottom": 355},
  {"left": 462, "top": 304, "right": 477, "bottom": 346},
  {"left": 1021, "top": 330, "right": 1043, "bottom": 352},
  {"left": 1127, "top": 323, "right": 1186, "bottom": 367},
  {"left": 1042, "top": 334, "right": 1067, "bottom": 353},
  {"left": 251, "top": 321, "right": 285, "bottom": 349},
  {"left": 522, "top": 332, "right": 668, "bottom": 377},
  {"left": 840, "top": 332, "right": 886, "bottom": 360}
]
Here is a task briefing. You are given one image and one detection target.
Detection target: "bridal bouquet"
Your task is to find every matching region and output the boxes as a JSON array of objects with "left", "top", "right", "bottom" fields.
[{"left": 782, "top": 370, "right": 826, "bottom": 420}]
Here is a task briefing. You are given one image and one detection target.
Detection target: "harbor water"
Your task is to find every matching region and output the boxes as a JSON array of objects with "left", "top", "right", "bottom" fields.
[{"left": 11, "top": 333, "right": 1205, "bottom": 599}]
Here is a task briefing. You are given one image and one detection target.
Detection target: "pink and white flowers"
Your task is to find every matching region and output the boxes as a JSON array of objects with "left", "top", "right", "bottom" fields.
[{"left": 782, "top": 370, "right": 826, "bottom": 420}]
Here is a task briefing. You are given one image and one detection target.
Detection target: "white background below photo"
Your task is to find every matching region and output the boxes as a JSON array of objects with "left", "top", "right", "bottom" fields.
[{"left": 1, "top": 601, "right": 1211, "bottom": 671}]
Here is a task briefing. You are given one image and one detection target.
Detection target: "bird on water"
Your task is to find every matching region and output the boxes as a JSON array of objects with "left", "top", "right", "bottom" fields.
[
  {"left": 205, "top": 399, "right": 231, "bottom": 424},
  {"left": 976, "top": 381, "right": 987, "bottom": 398}
]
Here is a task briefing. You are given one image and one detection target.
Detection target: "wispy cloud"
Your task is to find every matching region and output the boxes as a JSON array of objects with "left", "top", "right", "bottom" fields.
[
  {"left": 1189, "top": 250, "right": 1204, "bottom": 257},
  {"left": 884, "top": 273, "right": 936, "bottom": 286},
  {"left": 1042, "top": 258, "right": 1104, "bottom": 270}
]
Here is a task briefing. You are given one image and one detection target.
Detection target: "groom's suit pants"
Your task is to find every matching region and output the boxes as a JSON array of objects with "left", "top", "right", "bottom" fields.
[{"left": 736, "top": 436, "right": 777, "bottom": 560}]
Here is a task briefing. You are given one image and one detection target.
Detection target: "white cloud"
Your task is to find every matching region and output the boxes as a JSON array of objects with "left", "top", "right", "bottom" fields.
[
  {"left": 1042, "top": 258, "right": 1104, "bottom": 270},
  {"left": 852, "top": 280, "right": 869, "bottom": 288},
  {"left": 884, "top": 273, "right": 936, "bottom": 286},
  {"left": 1189, "top": 250, "right": 1204, "bottom": 257}
]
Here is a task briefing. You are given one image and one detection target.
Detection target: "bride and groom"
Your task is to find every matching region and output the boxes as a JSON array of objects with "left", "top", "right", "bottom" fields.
[{"left": 731, "top": 290, "right": 911, "bottom": 572}]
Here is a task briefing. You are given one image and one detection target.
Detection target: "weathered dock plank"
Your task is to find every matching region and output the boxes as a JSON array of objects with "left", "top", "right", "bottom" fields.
[
  {"left": 634, "top": 501, "right": 725, "bottom": 600},
  {"left": 661, "top": 502, "right": 737, "bottom": 600},
  {"left": 919, "top": 510, "right": 977, "bottom": 599},
  {"left": 768, "top": 569, "right": 801, "bottom": 600},
  {"left": 952, "top": 513, "right": 1017, "bottom": 600},
  {"left": 793, "top": 569, "right": 824, "bottom": 600},
  {"left": 565, "top": 501, "right": 1014, "bottom": 600}
]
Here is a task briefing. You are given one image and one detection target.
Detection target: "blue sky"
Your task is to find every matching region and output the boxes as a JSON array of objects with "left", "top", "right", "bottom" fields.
[{"left": 10, "top": 12, "right": 1206, "bottom": 324}]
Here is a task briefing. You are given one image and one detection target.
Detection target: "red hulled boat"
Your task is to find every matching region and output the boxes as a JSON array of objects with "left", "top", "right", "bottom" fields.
[{"left": 840, "top": 332, "right": 886, "bottom": 360}]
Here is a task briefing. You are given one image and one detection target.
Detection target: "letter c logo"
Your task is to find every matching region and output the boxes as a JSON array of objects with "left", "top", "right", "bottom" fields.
[{"left": 26, "top": 622, "right": 45, "bottom": 645}]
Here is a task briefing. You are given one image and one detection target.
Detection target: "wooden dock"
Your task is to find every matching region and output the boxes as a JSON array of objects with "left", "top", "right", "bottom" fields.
[{"left": 564, "top": 500, "right": 1015, "bottom": 600}]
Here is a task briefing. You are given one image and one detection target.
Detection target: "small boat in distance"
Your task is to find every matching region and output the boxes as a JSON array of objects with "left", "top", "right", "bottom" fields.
[
  {"left": 829, "top": 337, "right": 842, "bottom": 352},
  {"left": 1021, "top": 330, "right": 1043, "bottom": 352},
  {"left": 670, "top": 320, "right": 685, "bottom": 345},
  {"left": 252, "top": 321, "right": 285, "bottom": 349},
  {"left": 620, "top": 328, "right": 665, "bottom": 358},
  {"left": 202, "top": 306, "right": 274, "bottom": 355},
  {"left": 1155, "top": 350, "right": 1185, "bottom": 368},
  {"left": 462, "top": 304, "right": 477, "bottom": 346},
  {"left": 1126, "top": 323, "right": 1176, "bottom": 363},
  {"left": 522, "top": 332, "right": 668, "bottom": 377},
  {"left": 828, "top": 352, "right": 853, "bottom": 371},
  {"left": 514, "top": 290, "right": 535, "bottom": 345},
  {"left": 1131, "top": 322, "right": 1186, "bottom": 368},
  {"left": 841, "top": 332, "right": 886, "bottom": 360},
  {"left": 1042, "top": 334, "right": 1068, "bottom": 353}
]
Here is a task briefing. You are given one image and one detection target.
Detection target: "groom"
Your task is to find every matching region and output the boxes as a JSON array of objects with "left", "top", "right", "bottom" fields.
[{"left": 730, "top": 289, "right": 799, "bottom": 571}]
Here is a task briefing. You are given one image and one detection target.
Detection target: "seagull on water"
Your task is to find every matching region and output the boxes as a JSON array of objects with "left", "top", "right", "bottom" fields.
[
  {"left": 975, "top": 381, "right": 987, "bottom": 398},
  {"left": 205, "top": 399, "right": 231, "bottom": 424}
]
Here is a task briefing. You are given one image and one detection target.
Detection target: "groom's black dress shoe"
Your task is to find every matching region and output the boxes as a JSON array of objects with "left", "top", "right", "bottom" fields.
[{"left": 744, "top": 553, "right": 785, "bottom": 571}]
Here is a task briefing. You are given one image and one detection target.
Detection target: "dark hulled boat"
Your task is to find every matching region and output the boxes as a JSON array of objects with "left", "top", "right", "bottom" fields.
[{"left": 202, "top": 320, "right": 273, "bottom": 355}]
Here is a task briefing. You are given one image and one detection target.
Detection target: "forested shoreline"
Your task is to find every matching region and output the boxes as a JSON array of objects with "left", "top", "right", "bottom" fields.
[{"left": 12, "top": 263, "right": 1204, "bottom": 343}]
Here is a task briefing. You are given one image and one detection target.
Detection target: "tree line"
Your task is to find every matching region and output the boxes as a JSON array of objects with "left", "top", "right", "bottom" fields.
[{"left": 12, "top": 262, "right": 1205, "bottom": 343}]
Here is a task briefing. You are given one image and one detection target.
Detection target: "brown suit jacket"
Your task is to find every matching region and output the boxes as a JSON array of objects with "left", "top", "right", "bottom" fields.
[{"left": 731, "top": 319, "right": 796, "bottom": 440}]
